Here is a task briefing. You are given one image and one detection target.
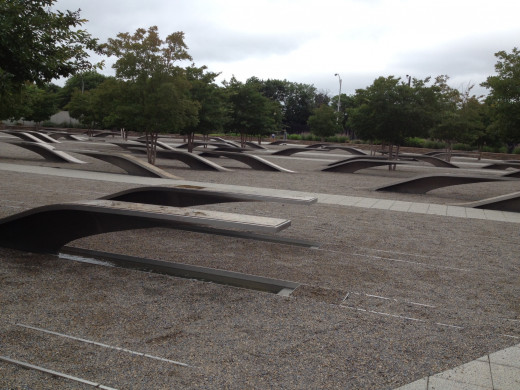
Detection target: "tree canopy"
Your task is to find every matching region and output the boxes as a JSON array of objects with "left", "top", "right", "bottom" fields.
[
  {"left": 0, "top": 0, "right": 100, "bottom": 120},
  {"left": 482, "top": 47, "right": 520, "bottom": 150}
]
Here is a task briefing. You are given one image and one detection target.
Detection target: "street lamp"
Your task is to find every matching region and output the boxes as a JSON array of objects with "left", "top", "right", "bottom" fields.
[{"left": 334, "top": 73, "right": 342, "bottom": 114}]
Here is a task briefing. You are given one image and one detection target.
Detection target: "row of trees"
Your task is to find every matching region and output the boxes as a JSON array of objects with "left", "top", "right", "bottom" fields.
[{"left": 1, "top": 1, "right": 520, "bottom": 164}]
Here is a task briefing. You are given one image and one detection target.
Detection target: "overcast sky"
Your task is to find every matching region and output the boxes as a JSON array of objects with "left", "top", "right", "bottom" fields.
[{"left": 54, "top": 0, "right": 519, "bottom": 96}]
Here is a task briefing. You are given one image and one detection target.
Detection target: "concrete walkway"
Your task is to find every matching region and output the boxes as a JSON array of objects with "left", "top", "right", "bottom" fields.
[
  {"left": 396, "top": 343, "right": 520, "bottom": 390},
  {"left": 1, "top": 161, "right": 520, "bottom": 389}
]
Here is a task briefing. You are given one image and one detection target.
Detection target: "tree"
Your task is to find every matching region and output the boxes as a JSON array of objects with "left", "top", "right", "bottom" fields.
[
  {"left": 430, "top": 83, "right": 485, "bottom": 160},
  {"left": 102, "top": 26, "right": 199, "bottom": 164},
  {"left": 224, "top": 77, "right": 281, "bottom": 147},
  {"left": 307, "top": 104, "right": 340, "bottom": 140},
  {"left": 22, "top": 83, "right": 59, "bottom": 127},
  {"left": 482, "top": 47, "right": 520, "bottom": 152},
  {"left": 0, "top": 0, "right": 101, "bottom": 120},
  {"left": 184, "top": 65, "right": 231, "bottom": 151},
  {"left": 349, "top": 76, "right": 442, "bottom": 158},
  {"left": 57, "top": 71, "right": 108, "bottom": 108}
]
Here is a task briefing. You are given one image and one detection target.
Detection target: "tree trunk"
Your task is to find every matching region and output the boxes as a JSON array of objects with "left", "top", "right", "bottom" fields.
[
  {"left": 187, "top": 132, "right": 195, "bottom": 153},
  {"left": 145, "top": 131, "right": 158, "bottom": 165}
]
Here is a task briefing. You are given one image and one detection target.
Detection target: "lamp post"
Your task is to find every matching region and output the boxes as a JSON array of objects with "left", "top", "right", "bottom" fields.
[{"left": 334, "top": 73, "right": 342, "bottom": 114}]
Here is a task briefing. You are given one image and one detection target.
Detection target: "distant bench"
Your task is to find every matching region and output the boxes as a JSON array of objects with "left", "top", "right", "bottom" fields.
[
  {"left": 110, "top": 141, "right": 230, "bottom": 171},
  {"left": 322, "top": 159, "right": 406, "bottom": 173},
  {"left": 71, "top": 150, "right": 180, "bottom": 178},
  {"left": 375, "top": 173, "right": 519, "bottom": 194},
  {"left": 1, "top": 140, "right": 86, "bottom": 164},
  {"left": 199, "top": 151, "right": 295, "bottom": 172}
]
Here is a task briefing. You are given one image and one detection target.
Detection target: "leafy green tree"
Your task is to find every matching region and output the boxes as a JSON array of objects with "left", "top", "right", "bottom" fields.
[
  {"left": 431, "top": 83, "right": 485, "bottom": 160},
  {"left": 349, "top": 76, "right": 442, "bottom": 158},
  {"left": 57, "top": 71, "right": 108, "bottom": 108},
  {"left": 184, "top": 65, "right": 231, "bottom": 151},
  {"left": 0, "top": 0, "right": 101, "bottom": 120},
  {"left": 22, "top": 84, "right": 59, "bottom": 127},
  {"left": 482, "top": 47, "right": 520, "bottom": 152},
  {"left": 224, "top": 77, "right": 281, "bottom": 146},
  {"left": 102, "top": 26, "right": 199, "bottom": 163},
  {"left": 307, "top": 104, "right": 340, "bottom": 140}
]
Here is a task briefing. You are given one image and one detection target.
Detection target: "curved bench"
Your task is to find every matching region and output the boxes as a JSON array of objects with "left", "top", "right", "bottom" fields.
[
  {"left": 375, "top": 174, "right": 515, "bottom": 194},
  {"left": 0, "top": 200, "right": 291, "bottom": 254},
  {"left": 481, "top": 162, "right": 520, "bottom": 170},
  {"left": 24, "top": 131, "right": 61, "bottom": 143},
  {"left": 100, "top": 186, "right": 317, "bottom": 207},
  {"left": 200, "top": 151, "right": 295, "bottom": 172},
  {"left": 323, "top": 146, "right": 368, "bottom": 155},
  {"left": 0, "top": 130, "right": 44, "bottom": 143},
  {"left": 402, "top": 154, "right": 459, "bottom": 168},
  {"left": 111, "top": 142, "right": 230, "bottom": 171},
  {"left": 71, "top": 150, "right": 180, "bottom": 178},
  {"left": 454, "top": 191, "right": 520, "bottom": 213},
  {"left": 1, "top": 140, "right": 86, "bottom": 163},
  {"left": 271, "top": 147, "right": 329, "bottom": 156},
  {"left": 322, "top": 159, "right": 405, "bottom": 173}
]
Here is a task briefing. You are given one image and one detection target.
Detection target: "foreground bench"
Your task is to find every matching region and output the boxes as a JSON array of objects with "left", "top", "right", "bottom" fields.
[{"left": 0, "top": 200, "right": 292, "bottom": 254}]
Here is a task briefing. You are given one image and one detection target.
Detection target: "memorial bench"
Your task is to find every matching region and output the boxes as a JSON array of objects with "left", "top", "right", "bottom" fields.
[
  {"left": 71, "top": 150, "right": 180, "bottom": 178},
  {"left": 100, "top": 185, "right": 317, "bottom": 207},
  {"left": 0, "top": 140, "right": 86, "bottom": 163},
  {"left": 375, "top": 173, "right": 518, "bottom": 194},
  {"left": 322, "top": 159, "right": 406, "bottom": 173},
  {"left": 0, "top": 200, "right": 291, "bottom": 254},
  {"left": 199, "top": 151, "right": 295, "bottom": 172}
]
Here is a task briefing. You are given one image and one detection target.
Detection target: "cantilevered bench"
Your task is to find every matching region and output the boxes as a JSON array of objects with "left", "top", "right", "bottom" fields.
[
  {"left": 0, "top": 200, "right": 291, "bottom": 254},
  {"left": 323, "top": 146, "right": 368, "bottom": 155},
  {"left": 24, "top": 131, "right": 61, "bottom": 143},
  {"left": 210, "top": 137, "right": 241, "bottom": 147},
  {"left": 100, "top": 185, "right": 317, "bottom": 207},
  {"left": 375, "top": 173, "right": 517, "bottom": 194},
  {"left": 0, "top": 130, "right": 44, "bottom": 143},
  {"left": 71, "top": 150, "right": 180, "bottom": 178},
  {"left": 1, "top": 140, "right": 86, "bottom": 163},
  {"left": 322, "top": 159, "right": 406, "bottom": 173},
  {"left": 46, "top": 132, "right": 87, "bottom": 141},
  {"left": 111, "top": 142, "right": 230, "bottom": 171},
  {"left": 400, "top": 154, "right": 459, "bottom": 168},
  {"left": 481, "top": 162, "right": 520, "bottom": 170},
  {"left": 454, "top": 191, "right": 520, "bottom": 213},
  {"left": 200, "top": 151, "right": 295, "bottom": 172},
  {"left": 271, "top": 147, "right": 330, "bottom": 156},
  {"left": 423, "top": 151, "right": 479, "bottom": 159},
  {"left": 245, "top": 141, "right": 268, "bottom": 150}
]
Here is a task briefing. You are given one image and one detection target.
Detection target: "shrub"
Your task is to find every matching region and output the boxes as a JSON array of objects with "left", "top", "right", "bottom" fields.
[{"left": 404, "top": 137, "right": 426, "bottom": 147}]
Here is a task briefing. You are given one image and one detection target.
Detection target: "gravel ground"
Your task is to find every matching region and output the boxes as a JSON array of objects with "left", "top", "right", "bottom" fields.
[{"left": 0, "top": 136, "right": 519, "bottom": 389}]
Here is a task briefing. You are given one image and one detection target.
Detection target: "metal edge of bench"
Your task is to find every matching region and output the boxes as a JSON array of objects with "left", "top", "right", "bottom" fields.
[{"left": 60, "top": 246, "right": 300, "bottom": 294}]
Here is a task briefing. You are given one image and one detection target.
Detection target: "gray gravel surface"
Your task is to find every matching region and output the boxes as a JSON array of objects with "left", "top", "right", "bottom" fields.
[{"left": 0, "top": 136, "right": 519, "bottom": 389}]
